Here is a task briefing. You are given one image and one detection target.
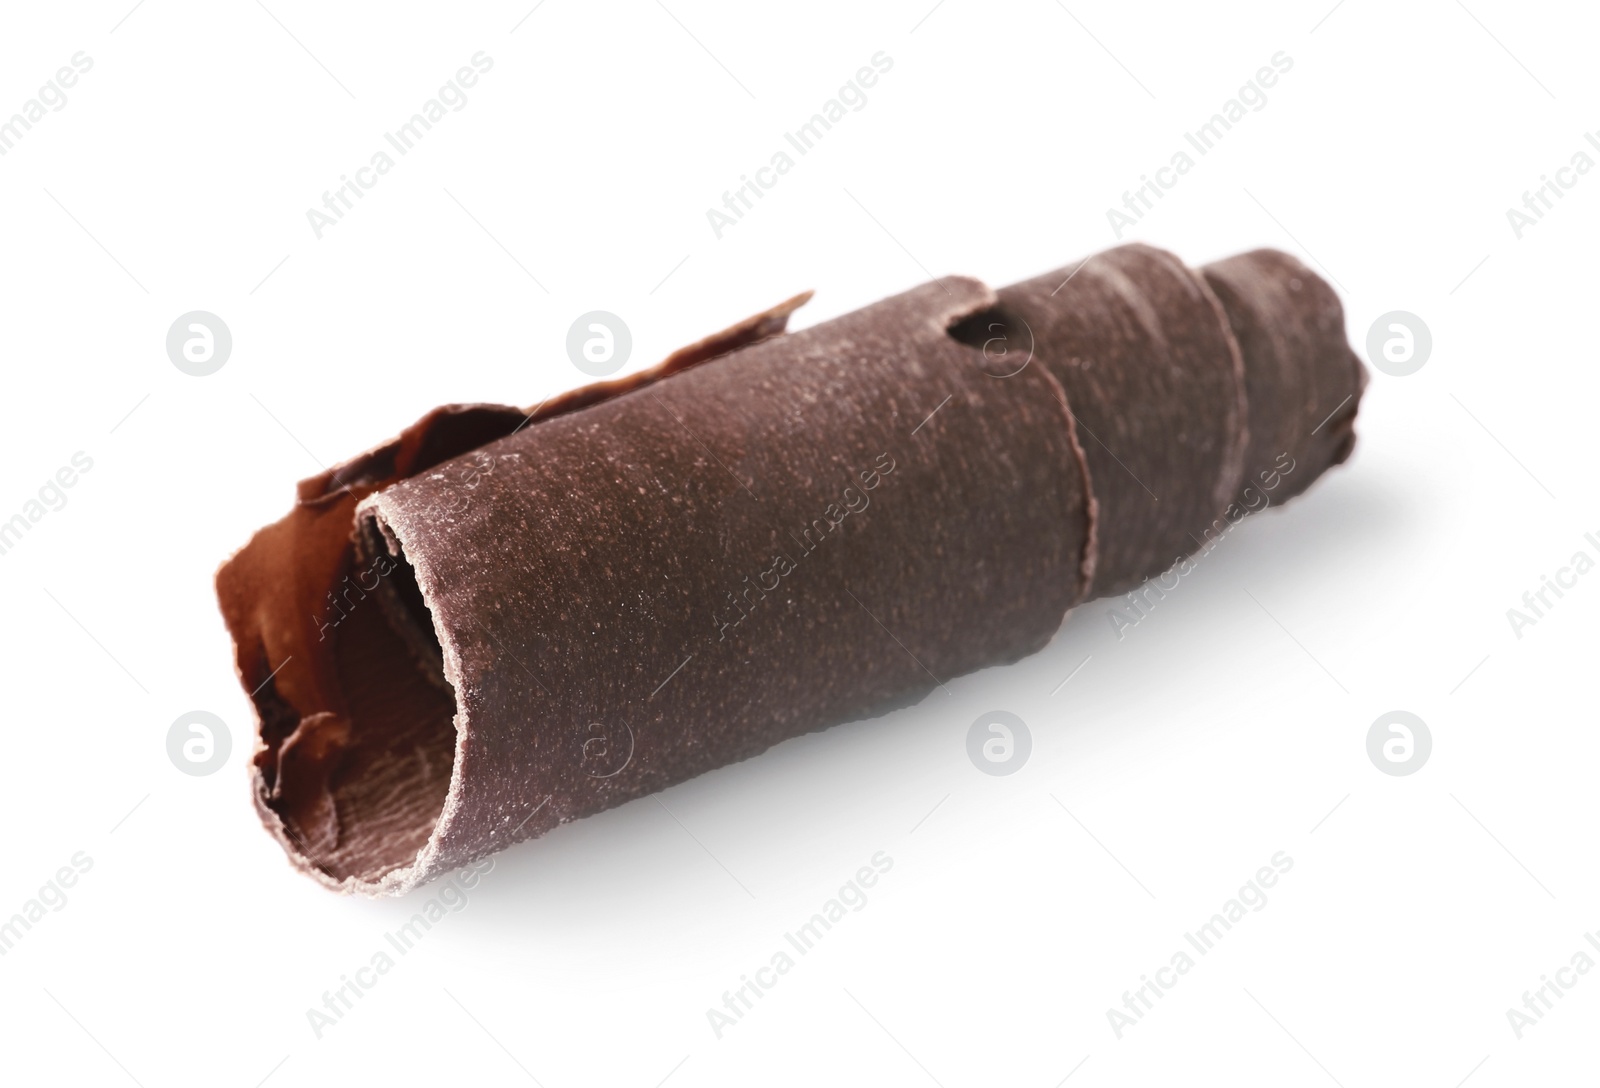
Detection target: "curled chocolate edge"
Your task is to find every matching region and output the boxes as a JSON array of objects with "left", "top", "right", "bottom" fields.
[{"left": 216, "top": 244, "right": 1364, "bottom": 895}]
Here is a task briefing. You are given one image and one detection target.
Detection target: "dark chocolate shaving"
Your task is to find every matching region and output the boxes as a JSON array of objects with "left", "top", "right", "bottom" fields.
[{"left": 216, "top": 246, "right": 1364, "bottom": 895}]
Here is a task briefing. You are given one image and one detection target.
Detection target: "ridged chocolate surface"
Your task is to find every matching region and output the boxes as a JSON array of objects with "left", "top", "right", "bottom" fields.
[
  {"left": 1201, "top": 249, "right": 1365, "bottom": 503},
  {"left": 215, "top": 246, "right": 1365, "bottom": 894},
  {"left": 992, "top": 244, "right": 1248, "bottom": 597},
  {"left": 352, "top": 280, "right": 1095, "bottom": 889}
]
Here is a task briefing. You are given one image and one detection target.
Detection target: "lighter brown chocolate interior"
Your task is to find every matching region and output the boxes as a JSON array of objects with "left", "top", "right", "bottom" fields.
[
  {"left": 217, "top": 258, "right": 1362, "bottom": 896},
  {"left": 255, "top": 533, "right": 457, "bottom": 885},
  {"left": 229, "top": 296, "right": 820, "bottom": 891}
]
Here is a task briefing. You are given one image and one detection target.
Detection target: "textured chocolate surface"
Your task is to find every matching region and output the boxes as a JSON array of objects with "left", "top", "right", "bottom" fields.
[
  {"left": 350, "top": 279, "right": 1092, "bottom": 892},
  {"left": 1201, "top": 249, "right": 1366, "bottom": 504},
  {"left": 990, "top": 244, "right": 1248, "bottom": 598},
  {"left": 216, "top": 245, "right": 1365, "bottom": 895}
]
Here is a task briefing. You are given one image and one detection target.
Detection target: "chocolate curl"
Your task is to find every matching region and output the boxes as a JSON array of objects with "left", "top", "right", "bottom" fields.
[
  {"left": 983, "top": 243, "right": 1248, "bottom": 597},
  {"left": 1200, "top": 248, "right": 1366, "bottom": 503},
  {"left": 217, "top": 244, "right": 1364, "bottom": 895},
  {"left": 988, "top": 244, "right": 1364, "bottom": 595}
]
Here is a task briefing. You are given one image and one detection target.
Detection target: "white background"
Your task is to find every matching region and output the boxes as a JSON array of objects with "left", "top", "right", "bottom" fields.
[{"left": 0, "top": 1, "right": 1595, "bottom": 1085}]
